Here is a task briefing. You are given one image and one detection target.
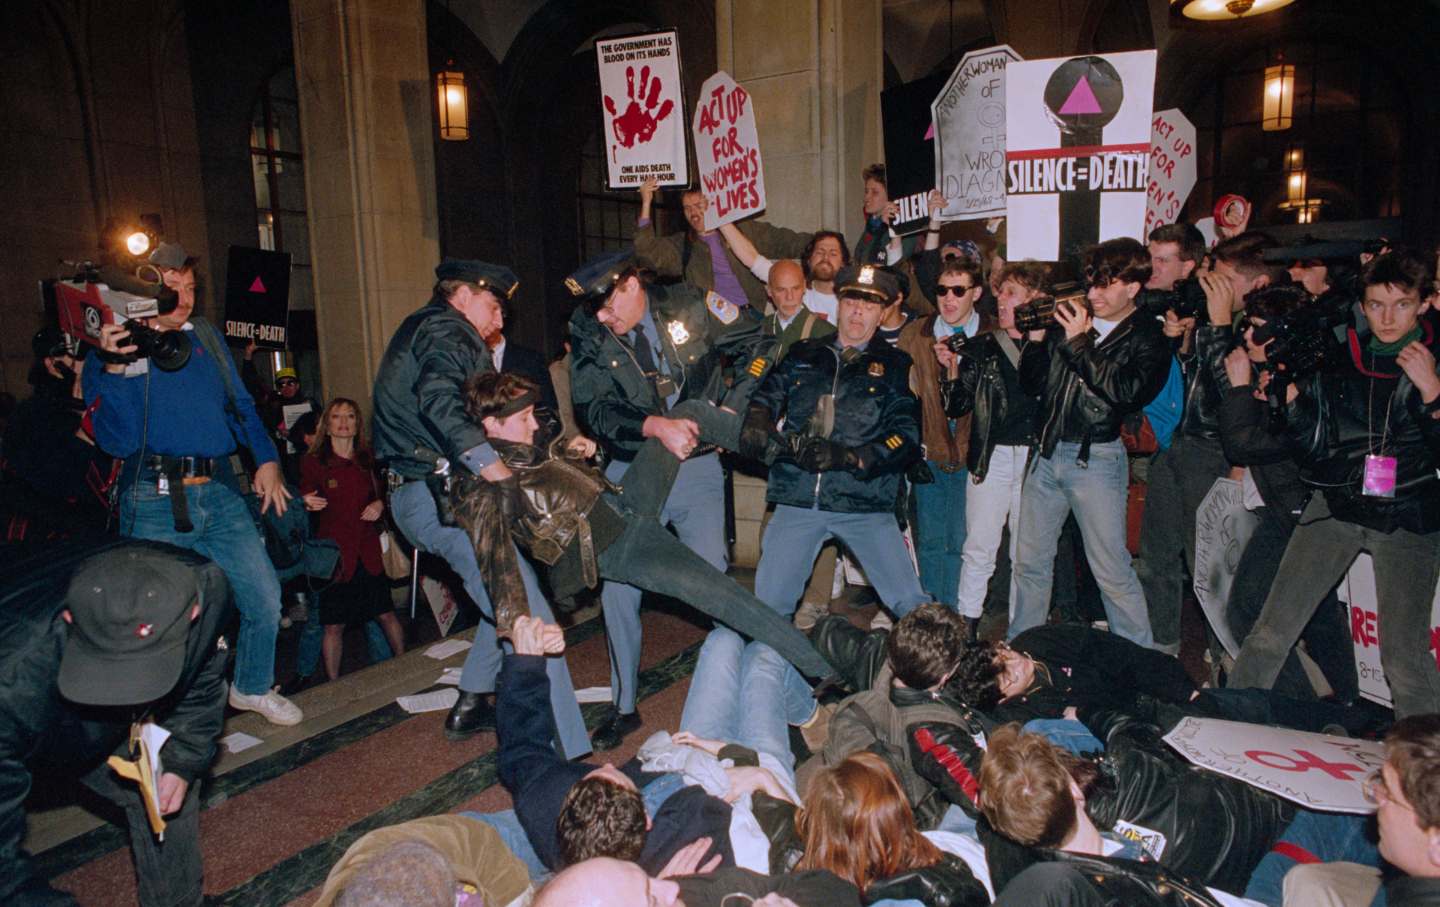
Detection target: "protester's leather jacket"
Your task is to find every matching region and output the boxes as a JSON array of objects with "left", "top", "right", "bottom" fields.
[
  {"left": 1217, "top": 385, "right": 1310, "bottom": 522},
  {"left": 940, "top": 331, "right": 1034, "bottom": 481},
  {"left": 1390, "top": 876, "right": 1440, "bottom": 907},
  {"left": 1283, "top": 322, "right": 1440, "bottom": 533},
  {"left": 450, "top": 439, "right": 626, "bottom": 630},
  {"left": 1176, "top": 322, "right": 1235, "bottom": 440},
  {"left": 1019, "top": 310, "right": 1172, "bottom": 464}
]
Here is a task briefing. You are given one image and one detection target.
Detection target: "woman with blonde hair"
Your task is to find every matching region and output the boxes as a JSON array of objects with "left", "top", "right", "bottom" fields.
[{"left": 797, "top": 751, "right": 986, "bottom": 905}]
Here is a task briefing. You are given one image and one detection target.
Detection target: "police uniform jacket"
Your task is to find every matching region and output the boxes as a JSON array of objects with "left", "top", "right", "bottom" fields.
[
  {"left": 372, "top": 300, "right": 493, "bottom": 479},
  {"left": 569, "top": 283, "right": 766, "bottom": 462},
  {"left": 750, "top": 335, "right": 920, "bottom": 513}
]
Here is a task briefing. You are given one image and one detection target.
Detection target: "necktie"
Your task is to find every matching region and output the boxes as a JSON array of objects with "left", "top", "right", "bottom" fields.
[{"left": 631, "top": 328, "right": 658, "bottom": 374}]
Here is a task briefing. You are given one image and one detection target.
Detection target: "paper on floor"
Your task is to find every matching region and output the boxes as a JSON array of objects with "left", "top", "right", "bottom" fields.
[
  {"left": 398, "top": 688, "right": 460, "bottom": 714},
  {"left": 221, "top": 732, "right": 264, "bottom": 754},
  {"left": 574, "top": 686, "right": 613, "bottom": 703},
  {"left": 435, "top": 667, "right": 464, "bottom": 686},
  {"left": 425, "top": 638, "right": 473, "bottom": 660}
]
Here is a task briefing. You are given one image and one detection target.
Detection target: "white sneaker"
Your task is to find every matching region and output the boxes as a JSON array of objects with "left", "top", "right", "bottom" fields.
[
  {"left": 794, "top": 600, "right": 829, "bottom": 632},
  {"left": 229, "top": 687, "right": 303, "bottom": 726},
  {"left": 870, "top": 610, "right": 894, "bottom": 631}
]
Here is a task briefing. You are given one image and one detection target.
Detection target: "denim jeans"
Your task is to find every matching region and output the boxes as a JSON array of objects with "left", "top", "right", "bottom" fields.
[
  {"left": 1243, "top": 809, "right": 1377, "bottom": 907},
  {"left": 122, "top": 477, "right": 283, "bottom": 695},
  {"left": 755, "top": 505, "right": 931, "bottom": 620},
  {"left": 463, "top": 810, "right": 549, "bottom": 882},
  {"left": 1024, "top": 718, "right": 1105, "bottom": 754},
  {"left": 1012, "top": 440, "right": 1154, "bottom": 648},
  {"left": 1229, "top": 494, "right": 1440, "bottom": 719},
  {"left": 680, "top": 627, "right": 815, "bottom": 781},
  {"left": 914, "top": 461, "right": 968, "bottom": 608},
  {"left": 957, "top": 444, "right": 1027, "bottom": 619},
  {"left": 296, "top": 614, "right": 392, "bottom": 677}
]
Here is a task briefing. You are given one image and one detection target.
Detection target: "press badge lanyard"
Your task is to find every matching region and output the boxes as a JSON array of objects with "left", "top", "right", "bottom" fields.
[{"left": 1364, "top": 375, "right": 1398, "bottom": 498}]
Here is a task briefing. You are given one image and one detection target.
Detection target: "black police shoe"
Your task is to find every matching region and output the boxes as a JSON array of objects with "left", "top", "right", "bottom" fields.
[
  {"left": 590, "top": 706, "right": 643, "bottom": 752},
  {"left": 444, "top": 691, "right": 497, "bottom": 740}
]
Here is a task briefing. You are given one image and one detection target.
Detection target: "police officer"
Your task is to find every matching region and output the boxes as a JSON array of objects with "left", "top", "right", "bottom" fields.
[
  {"left": 567, "top": 249, "right": 768, "bottom": 750},
  {"left": 745, "top": 263, "right": 930, "bottom": 622},
  {"left": 373, "top": 259, "right": 588, "bottom": 757}
]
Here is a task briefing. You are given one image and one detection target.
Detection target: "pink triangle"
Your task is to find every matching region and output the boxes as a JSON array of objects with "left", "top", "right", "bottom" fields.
[
  {"left": 1058, "top": 76, "right": 1102, "bottom": 115},
  {"left": 249, "top": 276, "right": 267, "bottom": 294},
  {"left": 924, "top": 122, "right": 935, "bottom": 141}
]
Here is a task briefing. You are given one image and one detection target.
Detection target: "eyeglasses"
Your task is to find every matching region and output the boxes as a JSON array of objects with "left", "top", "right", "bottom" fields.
[
  {"left": 277, "top": 378, "right": 299, "bottom": 387},
  {"left": 935, "top": 284, "right": 973, "bottom": 297},
  {"left": 1363, "top": 769, "right": 1415, "bottom": 811}
]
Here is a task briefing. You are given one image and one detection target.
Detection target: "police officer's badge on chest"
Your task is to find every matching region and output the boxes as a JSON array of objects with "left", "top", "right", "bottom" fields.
[{"left": 667, "top": 321, "right": 690, "bottom": 346}]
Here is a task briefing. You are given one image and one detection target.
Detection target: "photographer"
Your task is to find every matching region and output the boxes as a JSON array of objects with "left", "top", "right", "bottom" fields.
[
  {"left": 1217, "top": 284, "right": 1357, "bottom": 703},
  {"left": 1010, "top": 238, "right": 1171, "bottom": 647},
  {"left": 1228, "top": 248, "right": 1440, "bottom": 718},
  {"left": 1136, "top": 230, "right": 1275, "bottom": 655},
  {"left": 81, "top": 253, "right": 303, "bottom": 726}
]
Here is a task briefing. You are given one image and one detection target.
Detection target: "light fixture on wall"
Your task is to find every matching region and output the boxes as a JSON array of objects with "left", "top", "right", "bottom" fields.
[
  {"left": 1171, "top": 0, "right": 1296, "bottom": 20},
  {"left": 1262, "top": 58, "right": 1295, "bottom": 131},
  {"left": 1278, "top": 141, "right": 1322, "bottom": 223},
  {"left": 436, "top": 64, "right": 469, "bottom": 141}
]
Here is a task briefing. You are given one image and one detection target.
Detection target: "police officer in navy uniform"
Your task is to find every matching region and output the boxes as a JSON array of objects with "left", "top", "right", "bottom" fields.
[
  {"left": 567, "top": 250, "right": 769, "bottom": 750},
  {"left": 373, "top": 259, "right": 588, "bottom": 757},
  {"left": 744, "top": 263, "right": 931, "bottom": 624}
]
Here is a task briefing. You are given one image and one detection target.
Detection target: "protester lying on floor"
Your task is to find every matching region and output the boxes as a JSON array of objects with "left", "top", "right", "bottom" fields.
[
  {"left": 449, "top": 372, "right": 832, "bottom": 684},
  {"left": 977, "top": 721, "right": 1379, "bottom": 907}
]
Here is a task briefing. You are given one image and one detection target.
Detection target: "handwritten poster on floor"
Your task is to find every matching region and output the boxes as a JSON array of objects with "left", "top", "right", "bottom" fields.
[
  {"left": 694, "top": 71, "right": 765, "bottom": 230},
  {"left": 595, "top": 30, "right": 688, "bottom": 189}
]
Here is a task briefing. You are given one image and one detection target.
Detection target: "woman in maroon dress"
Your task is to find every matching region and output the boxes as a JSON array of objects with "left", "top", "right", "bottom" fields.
[{"left": 300, "top": 398, "right": 404, "bottom": 678}]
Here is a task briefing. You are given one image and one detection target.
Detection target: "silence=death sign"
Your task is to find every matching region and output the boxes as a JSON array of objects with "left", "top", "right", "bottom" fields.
[
  {"left": 694, "top": 71, "right": 765, "bottom": 231},
  {"left": 224, "top": 246, "right": 291, "bottom": 350},
  {"left": 931, "top": 44, "right": 1022, "bottom": 222},
  {"left": 595, "top": 30, "right": 688, "bottom": 190},
  {"left": 1006, "top": 50, "right": 1155, "bottom": 261}
]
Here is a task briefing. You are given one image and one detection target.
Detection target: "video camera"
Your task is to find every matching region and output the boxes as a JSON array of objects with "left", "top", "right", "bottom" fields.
[
  {"left": 1251, "top": 283, "right": 1356, "bottom": 428},
  {"left": 943, "top": 328, "right": 1001, "bottom": 360},
  {"left": 52, "top": 262, "right": 191, "bottom": 371},
  {"left": 1012, "top": 282, "right": 1089, "bottom": 333},
  {"left": 1136, "top": 277, "right": 1210, "bottom": 323}
]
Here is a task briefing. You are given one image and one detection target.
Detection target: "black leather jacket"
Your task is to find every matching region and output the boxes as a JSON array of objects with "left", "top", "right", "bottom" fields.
[
  {"left": 1284, "top": 323, "right": 1440, "bottom": 533},
  {"left": 1218, "top": 384, "right": 1310, "bottom": 522},
  {"left": 1177, "top": 322, "right": 1235, "bottom": 440},
  {"left": 983, "top": 832, "right": 1230, "bottom": 907},
  {"left": 940, "top": 332, "right": 1036, "bottom": 482},
  {"left": 1020, "top": 310, "right": 1172, "bottom": 463},
  {"left": 372, "top": 299, "right": 494, "bottom": 479},
  {"left": 1391, "top": 877, "right": 1440, "bottom": 907}
]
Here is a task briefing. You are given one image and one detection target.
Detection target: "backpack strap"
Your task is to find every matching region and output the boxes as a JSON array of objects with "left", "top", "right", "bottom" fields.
[
  {"left": 189, "top": 317, "right": 241, "bottom": 422},
  {"left": 993, "top": 329, "right": 1022, "bottom": 370}
]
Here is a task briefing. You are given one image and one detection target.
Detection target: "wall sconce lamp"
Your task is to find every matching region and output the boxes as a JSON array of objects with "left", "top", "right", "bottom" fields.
[{"left": 436, "top": 65, "right": 469, "bottom": 141}]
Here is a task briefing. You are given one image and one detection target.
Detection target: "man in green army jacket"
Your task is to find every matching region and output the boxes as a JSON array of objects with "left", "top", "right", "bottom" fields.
[
  {"left": 759, "top": 258, "right": 837, "bottom": 359},
  {"left": 568, "top": 249, "right": 771, "bottom": 749}
]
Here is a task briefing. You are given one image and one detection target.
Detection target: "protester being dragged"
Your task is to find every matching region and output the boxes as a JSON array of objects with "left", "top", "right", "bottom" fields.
[{"left": 298, "top": 397, "right": 404, "bottom": 682}]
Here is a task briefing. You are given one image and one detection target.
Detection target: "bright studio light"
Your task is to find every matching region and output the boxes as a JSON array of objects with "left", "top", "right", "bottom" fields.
[{"left": 125, "top": 231, "right": 152, "bottom": 256}]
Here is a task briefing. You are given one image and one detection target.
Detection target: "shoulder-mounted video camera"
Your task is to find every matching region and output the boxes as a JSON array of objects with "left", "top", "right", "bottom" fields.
[
  {"left": 1136, "top": 277, "right": 1210, "bottom": 323},
  {"left": 52, "top": 261, "right": 191, "bottom": 371},
  {"left": 1012, "top": 282, "right": 1089, "bottom": 333}
]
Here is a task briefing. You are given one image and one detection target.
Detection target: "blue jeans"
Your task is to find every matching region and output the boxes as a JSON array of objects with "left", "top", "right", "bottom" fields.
[
  {"left": 390, "top": 480, "right": 590, "bottom": 759},
  {"left": 1243, "top": 809, "right": 1378, "bottom": 907},
  {"left": 680, "top": 627, "right": 814, "bottom": 782},
  {"left": 914, "top": 462, "right": 968, "bottom": 608},
  {"left": 1024, "top": 718, "right": 1104, "bottom": 754},
  {"left": 296, "top": 614, "right": 392, "bottom": 677},
  {"left": 462, "top": 810, "right": 549, "bottom": 882},
  {"left": 755, "top": 505, "right": 931, "bottom": 619},
  {"left": 1011, "top": 441, "right": 1154, "bottom": 648},
  {"left": 122, "top": 477, "right": 282, "bottom": 696}
]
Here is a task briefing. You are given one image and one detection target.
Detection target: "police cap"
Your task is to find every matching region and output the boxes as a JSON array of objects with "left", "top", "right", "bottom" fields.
[
  {"left": 565, "top": 249, "right": 639, "bottom": 300},
  {"left": 435, "top": 259, "right": 519, "bottom": 300},
  {"left": 835, "top": 263, "right": 899, "bottom": 305}
]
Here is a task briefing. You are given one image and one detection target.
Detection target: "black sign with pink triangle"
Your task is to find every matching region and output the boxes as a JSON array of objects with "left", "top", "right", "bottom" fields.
[{"left": 224, "top": 246, "right": 292, "bottom": 350}]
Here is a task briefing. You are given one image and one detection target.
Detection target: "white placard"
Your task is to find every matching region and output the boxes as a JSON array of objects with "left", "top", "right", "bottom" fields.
[
  {"left": 421, "top": 577, "right": 462, "bottom": 640},
  {"left": 1144, "top": 108, "right": 1198, "bottom": 235},
  {"left": 595, "top": 30, "right": 688, "bottom": 189},
  {"left": 694, "top": 71, "right": 765, "bottom": 231},
  {"left": 931, "top": 45, "right": 1022, "bottom": 221},
  {"left": 1339, "top": 553, "right": 1440, "bottom": 708},
  {"left": 1163, "top": 717, "right": 1383, "bottom": 814},
  {"left": 1005, "top": 51, "right": 1156, "bottom": 260},
  {"left": 1192, "top": 478, "right": 1258, "bottom": 658}
]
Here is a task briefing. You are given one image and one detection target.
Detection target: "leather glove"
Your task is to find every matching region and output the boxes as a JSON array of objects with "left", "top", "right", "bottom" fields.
[
  {"left": 738, "top": 402, "right": 786, "bottom": 464},
  {"left": 795, "top": 437, "right": 861, "bottom": 473}
]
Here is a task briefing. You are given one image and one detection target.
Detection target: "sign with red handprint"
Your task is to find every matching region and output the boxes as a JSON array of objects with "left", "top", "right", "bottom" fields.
[{"left": 595, "top": 30, "right": 688, "bottom": 190}]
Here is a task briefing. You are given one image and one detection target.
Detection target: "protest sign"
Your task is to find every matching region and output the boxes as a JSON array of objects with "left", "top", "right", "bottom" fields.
[
  {"left": 1192, "top": 477, "right": 1257, "bottom": 658},
  {"left": 694, "top": 71, "right": 764, "bottom": 230},
  {"left": 1005, "top": 50, "right": 1155, "bottom": 261},
  {"left": 881, "top": 72, "right": 948, "bottom": 235},
  {"left": 420, "top": 575, "right": 460, "bottom": 638},
  {"left": 224, "top": 247, "right": 291, "bottom": 349},
  {"left": 595, "top": 30, "right": 688, "bottom": 190},
  {"left": 931, "top": 45, "right": 1022, "bottom": 222},
  {"left": 1144, "top": 108, "right": 1198, "bottom": 234},
  {"left": 1164, "top": 717, "right": 1383, "bottom": 814},
  {"left": 1339, "top": 553, "right": 1440, "bottom": 708}
]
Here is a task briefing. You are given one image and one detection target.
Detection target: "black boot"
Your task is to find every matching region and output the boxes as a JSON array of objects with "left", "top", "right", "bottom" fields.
[
  {"left": 590, "top": 706, "right": 643, "bottom": 752},
  {"left": 445, "top": 691, "right": 497, "bottom": 740}
]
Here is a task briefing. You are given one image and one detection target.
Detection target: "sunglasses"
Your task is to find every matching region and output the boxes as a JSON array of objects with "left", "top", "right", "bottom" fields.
[
  {"left": 934, "top": 284, "right": 973, "bottom": 297},
  {"left": 277, "top": 378, "right": 299, "bottom": 387}
]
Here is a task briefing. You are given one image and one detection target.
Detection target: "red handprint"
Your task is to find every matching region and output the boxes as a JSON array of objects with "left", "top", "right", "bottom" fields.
[{"left": 604, "top": 65, "right": 674, "bottom": 148}]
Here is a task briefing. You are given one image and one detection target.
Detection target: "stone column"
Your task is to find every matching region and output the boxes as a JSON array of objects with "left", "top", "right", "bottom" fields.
[
  {"left": 290, "top": 0, "right": 440, "bottom": 410},
  {"left": 715, "top": 0, "right": 883, "bottom": 567}
]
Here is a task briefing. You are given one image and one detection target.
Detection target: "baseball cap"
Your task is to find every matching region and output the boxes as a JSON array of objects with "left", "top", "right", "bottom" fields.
[
  {"left": 58, "top": 547, "right": 200, "bottom": 705},
  {"left": 149, "top": 242, "right": 198, "bottom": 271}
]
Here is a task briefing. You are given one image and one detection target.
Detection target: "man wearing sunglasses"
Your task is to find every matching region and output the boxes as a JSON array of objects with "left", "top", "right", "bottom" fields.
[
  {"left": 1010, "top": 238, "right": 1171, "bottom": 647},
  {"left": 897, "top": 258, "right": 992, "bottom": 615}
]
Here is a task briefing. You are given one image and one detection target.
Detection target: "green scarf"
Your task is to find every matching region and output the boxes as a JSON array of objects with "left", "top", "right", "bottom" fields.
[{"left": 1367, "top": 326, "right": 1422, "bottom": 356}]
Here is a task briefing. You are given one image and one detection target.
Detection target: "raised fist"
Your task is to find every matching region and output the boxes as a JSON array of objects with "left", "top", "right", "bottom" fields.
[{"left": 604, "top": 65, "right": 674, "bottom": 148}]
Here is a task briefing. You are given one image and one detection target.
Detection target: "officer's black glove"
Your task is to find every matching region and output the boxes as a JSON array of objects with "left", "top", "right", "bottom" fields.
[
  {"left": 795, "top": 437, "right": 862, "bottom": 473},
  {"left": 738, "top": 402, "right": 785, "bottom": 464}
]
